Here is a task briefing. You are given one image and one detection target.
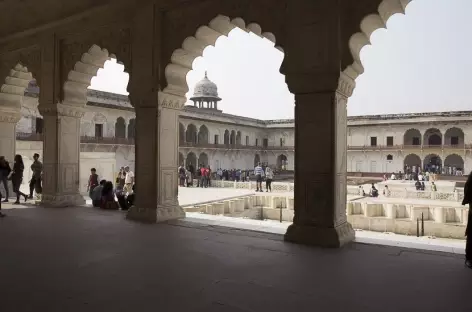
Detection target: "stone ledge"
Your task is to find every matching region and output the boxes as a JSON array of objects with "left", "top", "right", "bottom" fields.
[
  {"left": 126, "top": 204, "right": 186, "bottom": 223},
  {"left": 40, "top": 193, "right": 85, "bottom": 208},
  {"left": 284, "top": 221, "right": 355, "bottom": 248}
]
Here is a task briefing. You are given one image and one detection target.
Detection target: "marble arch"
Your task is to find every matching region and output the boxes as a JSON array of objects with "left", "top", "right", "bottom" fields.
[
  {"left": 343, "top": 0, "right": 414, "bottom": 83},
  {"left": 64, "top": 45, "right": 116, "bottom": 106},
  {"left": 0, "top": 64, "right": 34, "bottom": 161},
  {"left": 163, "top": 15, "right": 282, "bottom": 99}
]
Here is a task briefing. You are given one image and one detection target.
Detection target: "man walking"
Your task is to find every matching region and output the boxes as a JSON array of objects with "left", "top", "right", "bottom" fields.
[
  {"left": 0, "top": 156, "right": 11, "bottom": 202},
  {"left": 29, "top": 153, "right": 43, "bottom": 199}
]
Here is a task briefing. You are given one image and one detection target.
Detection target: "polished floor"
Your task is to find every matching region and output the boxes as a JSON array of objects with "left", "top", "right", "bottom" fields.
[{"left": 1, "top": 206, "right": 471, "bottom": 312}]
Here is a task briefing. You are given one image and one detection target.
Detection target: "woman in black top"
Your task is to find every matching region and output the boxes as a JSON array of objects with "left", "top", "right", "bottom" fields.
[
  {"left": 11, "top": 154, "right": 28, "bottom": 204},
  {"left": 462, "top": 171, "right": 472, "bottom": 268}
]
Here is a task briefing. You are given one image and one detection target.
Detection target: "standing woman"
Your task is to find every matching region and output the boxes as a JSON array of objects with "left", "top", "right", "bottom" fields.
[
  {"left": 462, "top": 171, "right": 472, "bottom": 268},
  {"left": 11, "top": 154, "right": 28, "bottom": 204}
]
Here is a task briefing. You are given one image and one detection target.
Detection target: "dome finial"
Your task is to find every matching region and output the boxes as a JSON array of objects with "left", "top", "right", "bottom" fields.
[{"left": 205, "top": 71, "right": 208, "bottom": 78}]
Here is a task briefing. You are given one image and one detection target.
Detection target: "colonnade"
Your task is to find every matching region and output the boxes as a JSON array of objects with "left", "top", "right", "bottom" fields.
[{"left": 0, "top": 0, "right": 411, "bottom": 247}]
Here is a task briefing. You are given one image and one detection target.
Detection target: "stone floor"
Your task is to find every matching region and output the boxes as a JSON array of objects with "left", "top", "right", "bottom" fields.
[{"left": 1, "top": 206, "right": 472, "bottom": 311}]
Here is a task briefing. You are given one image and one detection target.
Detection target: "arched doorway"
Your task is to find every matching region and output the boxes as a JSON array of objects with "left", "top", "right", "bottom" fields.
[
  {"left": 424, "top": 154, "right": 442, "bottom": 173},
  {"left": 186, "top": 152, "right": 197, "bottom": 169},
  {"left": 444, "top": 127, "right": 464, "bottom": 147},
  {"left": 230, "top": 130, "right": 236, "bottom": 145},
  {"left": 186, "top": 124, "right": 198, "bottom": 144},
  {"left": 403, "top": 154, "right": 421, "bottom": 173},
  {"left": 127, "top": 118, "right": 135, "bottom": 139},
  {"left": 254, "top": 154, "right": 261, "bottom": 167},
  {"left": 179, "top": 123, "right": 185, "bottom": 144},
  {"left": 236, "top": 131, "right": 242, "bottom": 145},
  {"left": 179, "top": 152, "right": 184, "bottom": 167},
  {"left": 403, "top": 129, "right": 421, "bottom": 146},
  {"left": 277, "top": 154, "right": 288, "bottom": 170},
  {"left": 224, "top": 130, "right": 230, "bottom": 145},
  {"left": 115, "top": 117, "right": 126, "bottom": 138},
  {"left": 423, "top": 128, "right": 442, "bottom": 146},
  {"left": 444, "top": 154, "right": 464, "bottom": 175},
  {"left": 198, "top": 125, "right": 209, "bottom": 144},
  {"left": 199, "top": 153, "right": 209, "bottom": 167}
]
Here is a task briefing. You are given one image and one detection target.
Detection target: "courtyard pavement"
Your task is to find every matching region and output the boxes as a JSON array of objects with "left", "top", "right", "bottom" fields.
[{"left": 1, "top": 205, "right": 472, "bottom": 312}]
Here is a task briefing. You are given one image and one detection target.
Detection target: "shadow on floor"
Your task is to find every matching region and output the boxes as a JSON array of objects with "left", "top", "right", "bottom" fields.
[{"left": 1, "top": 206, "right": 471, "bottom": 312}]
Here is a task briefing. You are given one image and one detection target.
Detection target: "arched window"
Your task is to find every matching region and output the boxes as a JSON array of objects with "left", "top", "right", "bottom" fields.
[{"left": 387, "top": 155, "right": 393, "bottom": 161}]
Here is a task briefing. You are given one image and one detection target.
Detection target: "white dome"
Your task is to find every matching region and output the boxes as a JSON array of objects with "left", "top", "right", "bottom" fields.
[{"left": 191, "top": 72, "right": 220, "bottom": 99}]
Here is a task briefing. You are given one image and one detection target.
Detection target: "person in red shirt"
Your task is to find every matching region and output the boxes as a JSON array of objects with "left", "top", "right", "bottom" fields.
[
  {"left": 200, "top": 166, "right": 206, "bottom": 188},
  {"left": 205, "top": 166, "right": 212, "bottom": 187}
]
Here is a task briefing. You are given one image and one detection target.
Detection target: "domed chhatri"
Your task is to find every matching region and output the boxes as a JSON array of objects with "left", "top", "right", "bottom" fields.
[{"left": 190, "top": 71, "right": 222, "bottom": 110}]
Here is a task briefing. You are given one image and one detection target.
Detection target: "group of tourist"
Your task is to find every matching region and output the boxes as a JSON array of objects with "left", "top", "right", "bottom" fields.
[
  {"left": 87, "top": 166, "right": 135, "bottom": 211},
  {"left": 178, "top": 162, "right": 275, "bottom": 192},
  {"left": 0, "top": 153, "right": 43, "bottom": 217}
]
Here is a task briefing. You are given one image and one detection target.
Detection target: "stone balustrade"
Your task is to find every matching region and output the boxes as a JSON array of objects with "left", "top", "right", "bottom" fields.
[
  {"left": 347, "top": 200, "right": 468, "bottom": 239},
  {"left": 183, "top": 192, "right": 468, "bottom": 239},
  {"left": 212, "top": 180, "right": 464, "bottom": 202}
]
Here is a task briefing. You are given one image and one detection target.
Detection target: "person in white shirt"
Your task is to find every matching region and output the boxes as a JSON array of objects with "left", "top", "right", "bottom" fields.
[
  {"left": 124, "top": 166, "right": 134, "bottom": 195},
  {"left": 254, "top": 163, "right": 264, "bottom": 192},
  {"left": 265, "top": 167, "right": 274, "bottom": 192},
  {"left": 418, "top": 173, "right": 424, "bottom": 181}
]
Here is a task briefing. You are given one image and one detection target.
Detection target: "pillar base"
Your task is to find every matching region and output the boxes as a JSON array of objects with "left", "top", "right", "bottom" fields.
[
  {"left": 126, "top": 206, "right": 157, "bottom": 223},
  {"left": 126, "top": 204, "right": 186, "bottom": 224},
  {"left": 284, "top": 221, "right": 355, "bottom": 248},
  {"left": 156, "top": 203, "right": 186, "bottom": 222},
  {"left": 40, "top": 193, "right": 86, "bottom": 208}
]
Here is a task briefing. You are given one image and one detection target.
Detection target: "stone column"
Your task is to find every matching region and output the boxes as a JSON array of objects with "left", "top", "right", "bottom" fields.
[
  {"left": 156, "top": 92, "right": 185, "bottom": 222},
  {"left": 0, "top": 110, "right": 20, "bottom": 164},
  {"left": 284, "top": 74, "right": 355, "bottom": 248},
  {"left": 0, "top": 110, "right": 20, "bottom": 198},
  {"left": 126, "top": 105, "right": 159, "bottom": 222},
  {"left": 39, "top": 103, "right": 85, "bottom": 207}
]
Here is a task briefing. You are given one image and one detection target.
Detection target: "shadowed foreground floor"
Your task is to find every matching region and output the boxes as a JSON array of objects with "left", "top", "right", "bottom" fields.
[{"left": 1, "top": 207, "right": 471, "bottom": 312}]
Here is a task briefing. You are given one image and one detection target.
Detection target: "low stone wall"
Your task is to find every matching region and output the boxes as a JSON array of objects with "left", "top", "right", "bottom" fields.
[
  {"left": 183, "top": 193, "right": 467, "bottom": 239},
  {"left": 347, "top": 201, "right": 467, "bottom": 239},
  {"left": 212, "top": 180, "right": 464, "bottom": 203}
]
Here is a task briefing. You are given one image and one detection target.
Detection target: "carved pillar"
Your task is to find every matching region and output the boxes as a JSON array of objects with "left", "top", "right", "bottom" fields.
[
  {"left": 39, "top": 103, "right": 85, "bottom": 207},
  {"left": 126, "top": 105, "right": 159, "bottom": 222},
  {"left": 0, "top": 110, "right": 20, "bottom": 164},
  {"left": 126, "top": 2, "right": 184, "bottom": 222},
  {"left": 284, "top": 73, "right": 355, "bottom": 247},
  {"left": 156, "top": 92, "right": 185, "bottom": 221}
]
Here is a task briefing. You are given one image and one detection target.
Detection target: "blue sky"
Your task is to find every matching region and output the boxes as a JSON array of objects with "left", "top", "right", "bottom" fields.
[{"left": 91, "top": 0, "right": 471, "bottom": 119}]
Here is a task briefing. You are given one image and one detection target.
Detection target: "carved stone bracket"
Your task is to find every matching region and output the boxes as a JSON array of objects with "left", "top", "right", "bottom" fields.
[
  {"left": 337, "top": 71, "right": 356, "bottom": 99},
  {"left": 38, "top": 103, "right": 85, "bottom": 119},
  {"left": 158, "top": 91, "right": 187, "bottom": 110},
  {"left": 0, "top": 110, "right": 21, "bottom": 123}
]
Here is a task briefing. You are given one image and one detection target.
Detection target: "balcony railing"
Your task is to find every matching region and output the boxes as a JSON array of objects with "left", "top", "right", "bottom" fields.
[
  {"left": 179, "top": 141, "right": 294, "bottom": 151},
  {"left": 15, "top": 133, "right": 295, "bottom": 150},
  {"left": 348, "top": 144, "right": 467, "bottom": 151},
  {"left": 16, "top": 133, "right": 135, "bottom": 145}
]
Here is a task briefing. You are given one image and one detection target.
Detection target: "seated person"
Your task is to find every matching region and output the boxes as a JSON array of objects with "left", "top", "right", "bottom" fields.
[
  {"left": 370, "top": 184, "right": 379, "bottom": 198},
  {"left": 126, "top": 184, "right": 136, "bottom": 208},
  {"left": 100, "top": 181, "right": 119, "bottom": 210},
  {"left": 115, "top": 185, "right": 128, "bottom": 210},
  {"left": 91, "top": 180, "right": 106, "bottom": 207}
]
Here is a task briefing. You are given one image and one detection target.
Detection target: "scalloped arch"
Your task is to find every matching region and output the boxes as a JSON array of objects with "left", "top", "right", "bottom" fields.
[
  {"left": 64, "top": 44, "right": 123, "bottom": 106},
  {"left": 0, "top": 64, "right": 33, "bottom": 110},
  {"left": 163, "top": 15, "right": 283, "bottom": 100},
  {"left": 341, "top": 0, "right": 414, "bottom": 95}
]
